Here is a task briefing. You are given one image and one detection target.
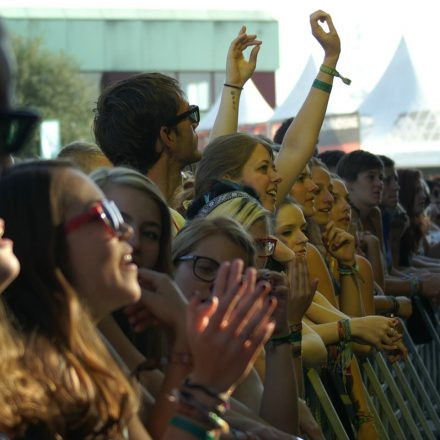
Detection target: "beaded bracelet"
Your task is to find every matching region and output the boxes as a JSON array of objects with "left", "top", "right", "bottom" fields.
[
  {"left": 224, "top": 83, "right": 243, "bottom": 90},
  {"left": 337, "top": 262, "right": 358, "bottom": 276},
  {"left": 312, "top": 79, "right": 332, "bottom": 93},
  {"left": 170, "top": 416, "right": 215, "bottom": 440},
  {"left": 320, "top": 64, "right": 352, "bottom": 85}
]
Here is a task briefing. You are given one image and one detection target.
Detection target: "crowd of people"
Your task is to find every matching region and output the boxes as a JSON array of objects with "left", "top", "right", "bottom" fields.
[{"left": 0, "top": 8, "right": 439, "bottom": 440}]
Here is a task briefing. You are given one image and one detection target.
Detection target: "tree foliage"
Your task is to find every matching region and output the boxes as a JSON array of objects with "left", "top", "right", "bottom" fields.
[{"left": 12, "top": 34, "right": 96, "bottom": 157}]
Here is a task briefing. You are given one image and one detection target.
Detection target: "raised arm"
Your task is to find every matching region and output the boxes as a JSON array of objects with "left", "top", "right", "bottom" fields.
[
  {"left": 209, "top": 26, "right": 261, "bottom": 140},
  {"left": 275, "top": 10, "right": 343, "bottom": 203}
]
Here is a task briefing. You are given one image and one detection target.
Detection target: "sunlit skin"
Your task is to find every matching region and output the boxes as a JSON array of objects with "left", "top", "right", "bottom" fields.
[
  {"left": 381, "top": 167, "right": 400, "bottom": 210},
  {"left": 330, "top": 178, "right": 351, "bottom": 231},
  {"left": 59, "top": 169, "right": 141, "bottom": 319},
  {"left": 275, "top": 203, "right": 308, "bottom": 257},
  {"left": 102, "top": 184, "right": 162, "bottom": 270},
  {"left": 174, "top": 99, "right": 200, "bottom": 166},
  {"left": 310, "top": 165, "right": 334, "bottom": 227},
  {"left": 239, "top": 144, "right": 282, "bottom": 212},
  {"left": 290, "top": 165, "right": 318, "bottom": 217}
]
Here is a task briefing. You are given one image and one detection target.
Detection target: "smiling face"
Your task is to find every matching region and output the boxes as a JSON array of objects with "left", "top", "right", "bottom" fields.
[
  {"left": 330, "top": 178, "right": 352, "bottom": 231},
  {"left": 381, "top": 166, "right": 400, "bottom": 210},
  {"left": 311, "top": 165, "right": 334, "bottom": 226},
  {"left": 59, "top": 169, "right": 141, "bottom": 319},
  {"left": 275, "top": 203, "right": 308, "bottom": 257},
  {"left": 240, "top": 143, "right": 281, "bottom": 212},
  {"left": 290, "top": 165, "right": 318, "bottom": 217},
  {"left": 346, "top": 167, "right": 383, "bottom": 212},
  {"left": 174, "top": 233, "right": 249, "bottom": 301},
  {"left": 101, "top": 184, "right": 162, "bottom": 270}
]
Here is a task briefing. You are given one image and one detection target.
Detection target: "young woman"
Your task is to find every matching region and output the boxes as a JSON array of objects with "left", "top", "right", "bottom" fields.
[
  {"left": 0, "top": 161, "right": 276, "bottom": 439},
  {"left": 192, "top": 10, "right": 343, "bottom": 215}
]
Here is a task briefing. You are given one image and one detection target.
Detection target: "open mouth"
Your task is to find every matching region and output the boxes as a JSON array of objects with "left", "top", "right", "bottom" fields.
[{"left": 266, "top": 189, "right": 277, "bottom": 199}]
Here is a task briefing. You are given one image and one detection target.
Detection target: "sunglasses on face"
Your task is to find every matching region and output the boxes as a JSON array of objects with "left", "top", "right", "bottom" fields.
[
  {"left": 255, "top": 238, "right": 277, "bottom": 257},
  {"left": 64, "top": 199, "right": 126, "bottom": 237},
  {"left": 176, "top": 254, "right": 220, "bottom": 283},
  {"left": 0, "top": 109, "right": 40, "bottom": 154},
  {"left": 166, "top": 105, "right": 200, "bottom": 127}
]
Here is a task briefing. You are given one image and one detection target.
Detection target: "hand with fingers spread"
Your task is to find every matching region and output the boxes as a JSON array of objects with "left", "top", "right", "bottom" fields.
[
  {"left": 323, "top": 221, "right": 356, "bottom": 266},
  {"left": 288, "top": 256, "right": 318, "bottom": 325},
  {"left": 350, "top": 316, "right": 402, "bottom": 351},
  {"left": 226, "top": 26, "right": 262, "bottom": 88},
  {"left": 124, "top": 268, "right": 188, "bottom": 334},
  {"left": 310, "top": 10, "right": 341, "bottom": 65},
  {"left": 187, "top": 259, "right": 276, "bottom": 394}
]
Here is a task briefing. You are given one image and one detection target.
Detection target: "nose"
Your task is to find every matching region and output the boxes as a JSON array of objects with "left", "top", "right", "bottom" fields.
[
  {"left": 325, "top": 190, "right": 334, "bottom": 204},
  {"left": 306, "top": 178, "right": 318, "bottom": 193},
  {"left": 298, "top": 230, "right": 308, "bottom": 245},
  {"left": 271, "top": 167, "right": 282, "bottom": 184}
]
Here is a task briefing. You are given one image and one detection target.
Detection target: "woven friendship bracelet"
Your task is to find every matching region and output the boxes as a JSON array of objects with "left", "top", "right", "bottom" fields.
[
  {"left": 170, "top": 416, "right": 215, "bottom": 440},
  {"left": 320, "top": 64, "right": 352, "bottom": 85},
  {"left": 312, "top": 79, "right": 332, "bottom": 93}
]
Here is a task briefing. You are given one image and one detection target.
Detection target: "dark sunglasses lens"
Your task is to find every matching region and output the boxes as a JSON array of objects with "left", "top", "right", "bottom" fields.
[
  {"left": 0, "top": 112, "right": 40, "bottom": 154},
  {"left": 189, "top": 107, "right": 200, "bottom": 124}
]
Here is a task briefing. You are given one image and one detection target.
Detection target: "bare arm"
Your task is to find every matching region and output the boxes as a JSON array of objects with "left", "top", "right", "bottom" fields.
[
  {"left": 210, "top": 26, "right": 261, "bottom": 140},
  {"left": 275, "top": 10, "right": 342, "bottom": 204}
]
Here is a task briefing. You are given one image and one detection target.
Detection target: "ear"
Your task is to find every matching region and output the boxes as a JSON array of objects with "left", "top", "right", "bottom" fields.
[{"left": 158, "top": 125, "right": 178, "bottom": 155}]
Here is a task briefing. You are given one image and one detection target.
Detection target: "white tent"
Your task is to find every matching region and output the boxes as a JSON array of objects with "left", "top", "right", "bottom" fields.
[
  {"left": 359, "top": 38, "right": 428, "bottom": 142},
  {"left": 270, "top": 56, "right": 317, "bottom": 122},
  {"left": 198, "top": 79, "right": 273, "bottom": 131}
]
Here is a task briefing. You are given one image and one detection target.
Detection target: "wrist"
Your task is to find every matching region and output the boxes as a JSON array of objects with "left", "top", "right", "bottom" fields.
[
  {"left": 224, "top": 82, "right": 243, "bottom": 91},
  {"left": 323, "top": 54, "right": 339, "bottom": 67}
]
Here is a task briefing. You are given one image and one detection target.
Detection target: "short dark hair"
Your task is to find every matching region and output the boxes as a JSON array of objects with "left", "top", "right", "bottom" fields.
[
  {"left": 337, "top": 150, "right": 383, "bottom": 182},
  {"left": 318, "top": 150, "right": 346, "bottom": 172},
  {"left": 93, "top": 73, "right": 184, "bottom": 173},
  {"left": 377, "top": 155, "right": 395, "bottom": 168},
  {"left": 273, "top": 117, "right": 294, "bottom": 145}
]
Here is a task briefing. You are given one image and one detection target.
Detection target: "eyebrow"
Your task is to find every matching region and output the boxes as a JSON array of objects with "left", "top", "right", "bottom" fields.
[{"left": 141, "top": 221, "right": 161, "bottom": 229}]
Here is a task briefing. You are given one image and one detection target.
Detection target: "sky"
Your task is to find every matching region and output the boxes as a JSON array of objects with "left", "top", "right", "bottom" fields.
[{"left": 2, "top": 0, "right": 440, "bottom": 107}]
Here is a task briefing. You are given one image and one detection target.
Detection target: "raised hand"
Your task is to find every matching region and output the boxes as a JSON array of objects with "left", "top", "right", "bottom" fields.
[
  {"left": 188, "top": 260, "right": 276, "bottom": 394},
  {"left": 124, "top": 268, "right": 188, "bottom": 334},
  {"left": 310, "top": 10, "right": 340, "bottom": 65},
  {"left": 226, "top": 26, "right": 262, "bottom": 88},
  {"left": 323, "top": 221, "right": 356, "bottom": 265}
]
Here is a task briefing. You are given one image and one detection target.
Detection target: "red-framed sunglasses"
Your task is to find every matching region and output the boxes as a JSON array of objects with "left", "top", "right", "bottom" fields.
[
  {"left": 255, "top": 238, "right": 277, "bottom": 257},
  {"left": 64, "top": 199, "right": 126, "bottom": 237}
]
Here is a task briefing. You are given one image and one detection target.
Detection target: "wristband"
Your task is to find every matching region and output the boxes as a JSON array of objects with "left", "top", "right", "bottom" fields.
[
  {"left": 170, "top": 416, "right": 215, "bottom": 440},
  {"left": 409, "top": 276, "right": 421, "bottom": 296},
  {"left": 337, "top": 319, "right": 351, "bottom": 343},
  {"left": 224, "top": 83, "right": 243, "bottom": 90},
  {"left": 266, "top": 329, "right": 302, "bottom": 352},
  {"left": 337, "top": 263, "right": 358, "bottom": 276},
  {"left": 320, "top": 64, "right": 352, "bottom": 85},
  {"left": 312, "top": 79, "right": 332, "bottom": 93}
]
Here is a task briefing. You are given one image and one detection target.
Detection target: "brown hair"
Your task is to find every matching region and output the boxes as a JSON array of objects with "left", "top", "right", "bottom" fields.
[
  {"left": 93, "top": 73, "right": 184, "bottom": 173},
  {"left": 194, "top": 133, "right": 273, "bottom": 197},
  {"left": 0, "top": 160, "right": 138, "bottom": 437}
]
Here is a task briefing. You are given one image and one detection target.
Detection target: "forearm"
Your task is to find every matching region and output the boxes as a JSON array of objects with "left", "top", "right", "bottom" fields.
[
  {"left": 147, "top": 334, "right": 192, "bottom": 439},
  {"left": 301, "top": 322, "right": 327, "bottom": 368},
  {"left": 275, "top": 62, "right": 337, "bottom": 203},
  {"left": 209, "top": 85, "right": 242, "bottom": 140},
  {"left": 260, "top": 344, "right": 299, "bottom": 434}
]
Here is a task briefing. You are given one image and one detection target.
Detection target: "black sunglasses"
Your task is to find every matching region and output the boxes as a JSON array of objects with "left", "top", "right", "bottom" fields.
[
  {"left": 0, "top": 109, "right": 40, "bottom": 154},
  {"left": 166, "top": 105, "right": 200, "bottom": 127}
]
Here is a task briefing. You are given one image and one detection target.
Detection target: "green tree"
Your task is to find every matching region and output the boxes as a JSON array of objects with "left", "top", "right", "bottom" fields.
[{"left": 12, "top": 34, "right": 96, "bottom": 158}]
